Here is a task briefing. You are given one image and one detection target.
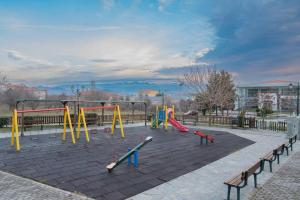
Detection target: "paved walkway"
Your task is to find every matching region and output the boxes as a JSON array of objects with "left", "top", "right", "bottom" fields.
[
  {"left": 249, "top": 151, "right": 300, "bottom": 200},
  {"left": 128, "top": 126, "right": 298, "bottom": 200},
  {"left": 0, "top": 171, "right": 91, "bottom": 200}
]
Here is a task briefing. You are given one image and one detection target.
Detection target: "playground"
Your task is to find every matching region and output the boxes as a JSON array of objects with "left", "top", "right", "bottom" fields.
[
  {"left": 0, "top": 102, "right": 299, "bottom": 200},
  {"left": 0, "top": 125, "right": 253, "bottom": 200}
]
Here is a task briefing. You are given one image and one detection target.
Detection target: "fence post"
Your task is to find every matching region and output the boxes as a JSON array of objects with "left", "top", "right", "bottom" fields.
[
  {"left": 144, "top": 103, "right": 147, "bottom": 126},
  {"left": 21, "top": 102, "right": 24, "bottom": 137},
  {"left": 131, "top": 102, "right": 135, "bottom": 124}
]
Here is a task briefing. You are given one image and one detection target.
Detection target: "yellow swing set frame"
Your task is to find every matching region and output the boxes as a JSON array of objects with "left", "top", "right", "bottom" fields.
[
  {"left": 11, "top": 106, "right": 76, "bottom": 151},
  {"left": 76, "top": 104, "right": 125, "bottom": 142}
]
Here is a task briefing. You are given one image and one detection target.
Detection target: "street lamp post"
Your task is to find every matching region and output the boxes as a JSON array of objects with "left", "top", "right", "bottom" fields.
[
  {"left": 297, "top": 82, "right": 299, "bottom": 116},
  {"left": 289, "top": 82, "right": 299, "bottom": 116}
]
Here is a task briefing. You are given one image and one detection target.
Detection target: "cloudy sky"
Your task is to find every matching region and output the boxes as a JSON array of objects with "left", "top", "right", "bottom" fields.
[{"left": 0, "top": 0, "right": 300, "bottom": 86}]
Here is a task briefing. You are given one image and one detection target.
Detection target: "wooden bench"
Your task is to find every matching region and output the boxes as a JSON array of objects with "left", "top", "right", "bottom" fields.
[
  {"left": 193, "top": 130, "right": 215, "bottom": 144},
  {"left": 224, "top": 160, "right": 264, "bottom": 200},
  {"left": 24, "top": 119, "right": 44, "bottom": 131},
  {"left": 262, "top": 144, "right": 285, "bottom": 172},
  {"left": 284, "top": 135, "right": 297, "bottom": 156}
]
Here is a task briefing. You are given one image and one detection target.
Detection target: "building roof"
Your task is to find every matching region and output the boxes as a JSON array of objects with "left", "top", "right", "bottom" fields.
[
  {"left": 237, "top": 80, "right": 296, "bottom": 88},
  {"left": 139, "top": 89, "right": 159, "bottom": 97}
]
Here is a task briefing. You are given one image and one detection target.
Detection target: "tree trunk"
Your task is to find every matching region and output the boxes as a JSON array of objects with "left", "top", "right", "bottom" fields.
[{"left": 208, "top": 109, "right": 212, "bottom": 126}]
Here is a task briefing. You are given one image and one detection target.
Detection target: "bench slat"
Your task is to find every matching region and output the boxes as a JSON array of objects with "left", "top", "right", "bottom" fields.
[
  {"left": 247, "top": 160, "right": 261, "bottom": 176},
  {"left": 225, "top": 174, "right": 243, "bottom": 186},
  {"left": 262, "top": 151, "right": 273, "bottom": 161}
]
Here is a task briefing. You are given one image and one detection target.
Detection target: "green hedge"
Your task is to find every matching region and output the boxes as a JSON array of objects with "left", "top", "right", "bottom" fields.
[{"left": 0, "top": 117, "right": 9, "bottom": 128}]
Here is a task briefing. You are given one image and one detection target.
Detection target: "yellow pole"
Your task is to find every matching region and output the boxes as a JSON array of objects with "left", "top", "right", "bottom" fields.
[
  {"left": 172, "top": 105, "right": 175, "bottom": 119},
  {"left": 117, "top": 105, "right": 125, "bottom": 138},
  {"left": 81, "top": 109, "right": 90, "bottom": 142},
  {"left": 111, "top": 106, "right": 117, "bottom": 135},
  {"left": 66, "top": 106, "right": 76, "bottom": 144},
  {"left": 14, "top": 110, "right": 20, "bottom": 151},
  {"left": 164, "top": 106, "right": 168, "bottom": 130},
  {"left": 77, "top": 109, "right": 82, "bottom": 139},
  {"left": 156, "top": 105, "right": 158, "bottom": 128},
  {"left": 62, "top": 108, "right": 67, "bottom": 141}
]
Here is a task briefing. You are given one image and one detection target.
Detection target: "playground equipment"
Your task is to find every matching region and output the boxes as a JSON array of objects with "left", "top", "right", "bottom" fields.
[
  {"left": 151, "top": 105, "right": 188, "bottom": 132},
  {"left": 15, "top": 99, "right": 148, "bottom": 136},
  {"left": 106, "top": 136, "right": 153, "bottom": 173},
  {"left": 77, "top": 104, "right": 125, "bottom": 141},
  {"left": 11, "top": 106, "right": 76, "bottom": 151},
  {"left": 194, "top": 130, "right": 215, "bottom": 144}
]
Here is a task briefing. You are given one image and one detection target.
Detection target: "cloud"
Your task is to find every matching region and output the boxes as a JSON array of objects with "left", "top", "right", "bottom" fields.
[
  {"left": 204, "top": 0, "right": 300, "bottom": 77},
  {"left": 0, "top": 23, "right": 120, "bottom": 32},
  {"left": 2, "top": 26, "right": 215, "bottom": 83},
  {"left": 91, "top": 59, "right": 116, "bottom": 63},
  {"left": 195, "top": 48, "right": 211, "bottom": 59},
  {"left": 264, "top": 66, "right": 300, "bottom": 76},
  {"left": 7, "top": 50, "right": 27, "bottom": 61},
  {"left": 6, "top": 50, "right": 54, "bottom": 69},
  {"left": 100, "top": 0, "right": 115, "bottom": 10},
  {"left": 76, "top": 37, "right": 200, "bottom": 71},
  {"left": 0, "top": 0, "right": 218, "bottom": 85},
  {"left": 158, "top": 0, "right": 175, "bottom": 11}
]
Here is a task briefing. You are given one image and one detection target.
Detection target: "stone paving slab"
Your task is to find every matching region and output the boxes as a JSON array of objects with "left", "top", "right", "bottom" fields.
[
  {"left": 0, "top": 170, "right": 92, "bottom": 200},
  {"left": 128, "top": 126, "right": 294, "bottom": 200},
  {"left": 0, "top": 126, "right": 252, "bottom": 200},
  {"left": 249, "top": 150, "right": 300, "bottom": 200}
]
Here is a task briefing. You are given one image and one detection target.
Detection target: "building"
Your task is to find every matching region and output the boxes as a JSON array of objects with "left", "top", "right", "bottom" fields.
[
  {"left": 138, "top": 89, "right": 160, "bottom": 97},
  {"left": 236, "top": 80, "right": 298, "bottom": 112}
]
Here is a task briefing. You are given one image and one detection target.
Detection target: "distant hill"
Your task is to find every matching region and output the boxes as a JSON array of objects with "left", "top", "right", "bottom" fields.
[{"left": 37, "top": 79, "right": 189, "bottom": 99}]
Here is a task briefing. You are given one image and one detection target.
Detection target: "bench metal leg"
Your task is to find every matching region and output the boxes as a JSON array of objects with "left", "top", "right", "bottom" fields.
[
  {"left": 291, "top": 144, "right": 293, "bottom": 151},
  {"left": 254, "top": 174, "right": 257, "bottom": 188},
  {"left": 277, "top": 155, "right": 280, "bottom": 164},
  {"left": 200, "top": 137, "right": 203, "bottom": 145},
  {"left": 269, "top": 161, "right": 273, "bottom": 172},
  {"left": 286, "top": 147, "right": 289, "bottom": 156},
  {"left": 227, "top": 185, "right": 231, "bottom": 200},
  {"left": 237, "top": 187, "right": 241, "bottom": 200}
]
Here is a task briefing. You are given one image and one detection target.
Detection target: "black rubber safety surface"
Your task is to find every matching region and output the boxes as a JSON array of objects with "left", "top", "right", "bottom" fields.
[{"left": 0, "top": 126, "right": 254, "bottom": 200}]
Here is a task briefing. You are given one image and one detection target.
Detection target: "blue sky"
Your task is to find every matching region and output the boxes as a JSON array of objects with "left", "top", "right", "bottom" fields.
[{"left": 0, "top": 0, "right": 300, "bottom": 88}]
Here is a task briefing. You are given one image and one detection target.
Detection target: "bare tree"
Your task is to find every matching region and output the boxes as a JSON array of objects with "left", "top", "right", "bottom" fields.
[
  {"left": 180, "top": 66, "right": 212, "bottom": 94},
  {"left": 0, "top": 72, "right": 8, "bottom": 86},
  {"left": 82, "top": 89, "right": 110, "bottom": 101},
  {"left": 180, "top": 66, "right": 215, "bottom": 123},
  {"left": 179, "top": 99, "right": 192, "bottom": 112},
  {"left": 179, "top": 66, "right": 236, "bottom": 123},
  {"left": 2, "top": 87, "right": 33, "bottom": 110},
  {"left": 214, "top": 70, "right": 235, "bottom": 115},
  {"left": 24, "top": 92, "right": 39, "bottom": 109}
]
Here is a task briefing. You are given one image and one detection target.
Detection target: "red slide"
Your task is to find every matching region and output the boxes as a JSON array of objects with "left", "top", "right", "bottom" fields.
[{"left": 168, "top": 118, "right": 189, "bottom": 132}]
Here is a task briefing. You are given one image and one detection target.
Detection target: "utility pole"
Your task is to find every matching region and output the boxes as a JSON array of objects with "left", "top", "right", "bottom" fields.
[
  {"left": 289, "top": 82, "right": 299, "bottom": 116},
  {"left": 297, "top": 82, "right": 299, "bottom": 116}
]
